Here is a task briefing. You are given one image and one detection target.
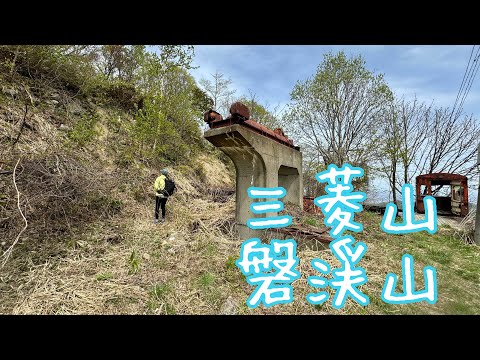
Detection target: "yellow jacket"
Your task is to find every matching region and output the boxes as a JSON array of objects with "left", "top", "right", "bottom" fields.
[{"left": 154, "top": 175, "right": 166, "bottom": 196}]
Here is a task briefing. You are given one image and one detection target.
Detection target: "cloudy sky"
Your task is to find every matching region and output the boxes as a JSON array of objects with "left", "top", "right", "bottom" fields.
[
  {"left": 190, "top": 45, "right": 480, "bottom": 119},
  {"left": 190, "top": 45, "right": 480, "bottom": 203}
]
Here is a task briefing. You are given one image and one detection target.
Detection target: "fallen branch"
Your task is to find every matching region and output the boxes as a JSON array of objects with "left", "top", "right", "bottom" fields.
[{"left": 1, "top": 158, "right": 28, "bottom": 268}]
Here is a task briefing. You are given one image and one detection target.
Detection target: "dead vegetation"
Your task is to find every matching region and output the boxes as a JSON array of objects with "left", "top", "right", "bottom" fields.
[
  {"left": 1, "top": 66, "right": 479, "bottom": 315},
  {"left": 2, "top": 178, "right": 479, "bottom": 315},
  {"left": 453, "top": 209, "right": 476, "bottom": 245}
]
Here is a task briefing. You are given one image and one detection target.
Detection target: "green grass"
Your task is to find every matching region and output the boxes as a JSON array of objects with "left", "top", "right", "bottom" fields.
[
  {"left": 204, "top": 243, "right": 218, "bottom": 257},
  {"left": 225, "top": 255, "right": 237, "bottom": 271},
  {"left": 195, "top": 271, "right": 223, "bottom": 308},
  {"left": 304, "top": 217, "right": 319, "bottom": 227},
  {"left": 147, "top": 282, "right": 176, "bottom": 314},
  {"left": 150, "top": 282, "right": 172, "bottom": 300},
  {"left": 198, "top": 272, "right": 215, "bottom": 289},
  {"left": 445, "top": 301, "right": 477, "bottom": 315},
  {"left": 67, "top": 113, "right": 100, "bottom": 146},
  {"left": 345, "top": 211, "right": 480, "bottom": 315},
  {"left": 128, "top": 250, "right": 140, "bottom": 274},
  {"left": 96, "top": 272, "right": 113, "bottom": 281}
]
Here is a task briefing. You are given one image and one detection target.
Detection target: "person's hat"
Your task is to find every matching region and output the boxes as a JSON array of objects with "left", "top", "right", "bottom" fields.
[{"left": 161, "top": 169, "right": 168, "bottom": 175}]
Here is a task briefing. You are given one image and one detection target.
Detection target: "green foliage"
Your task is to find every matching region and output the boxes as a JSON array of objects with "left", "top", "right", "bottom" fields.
[
  {"left": 286, "top": 51, "right": 393, "bottom": 167},
  {"left": 304, "top": 217, "right": 319, "bottom": 227},
  {"left": 0, "top": 45, "right": 214, "bottom": 243},
  {"left": 96, "top": 272, "right": 114, "bottom": 281},
  {"left": 150, "top": 282, "right": 172, "bottom": 300},
  {"left": 88, "top": 79, "right": 143, "bottom": 112},
  {"left": 128, "top": 250, "right": 140, "bottom": 274},
  {"left": 197, "top": 271, "right": 215, "bottom": 289},
  {"left": 148, "top": 282, "right": 176, "bottom": 314},
  {"left": 95, "top": 45, "right": 143, "bottom": 82},
  {"left": 225, "top": 255, "right": 237, "bottom": 271},
  {"left": 158, "top": 45, "right": 196, "bottom": 71},
  {"left": 192, "top": 86, "right": 214, "bottom": 111},
  {"left": 126, "top": 67, "right": 203, "bottom": 166},
  {"left": 1, "top": 45, "right": 207, "bottom": 168},
  {"left": 192, "top": 85, "right": 214, "bottom": 125},
  {"left": 0, "top": 45, "right": 97, "bottom": 92},
  {"left": 67, "top": 113, "right": 100, "bottom": 146}
]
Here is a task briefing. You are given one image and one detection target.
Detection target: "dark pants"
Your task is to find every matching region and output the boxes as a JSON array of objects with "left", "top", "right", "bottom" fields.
[{"left": 155, "top": 196, "right": 168, "bottom": 220}]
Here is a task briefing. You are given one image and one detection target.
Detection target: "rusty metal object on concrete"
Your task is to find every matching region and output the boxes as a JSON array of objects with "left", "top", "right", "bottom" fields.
[
  {"left": 203, "top": 109, "right": 223, "bottom": 124},
  {"left": 415, "top": 173, "right": 468, "bottom": 217},
  {"left": 206, "top": 102, "right": 299, "bottom": 150},
  {"left": 229, "top": 102, "right": 250, "bottom": 120},
  {"left": 243, "top": 119, "right": 296, "bottom": 148},
  {"left": 274, "top": 128, "right": 286, "bottom": 137}
]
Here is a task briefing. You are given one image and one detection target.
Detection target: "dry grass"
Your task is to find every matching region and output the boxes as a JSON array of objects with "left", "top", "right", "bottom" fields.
[
  {"left": 1, "top": 79, "right": 479, "bottom": 314},
  {"left": 453, "top": 210, "right": 476, "bottom": 245},
  {"left": 2, "top": 185, "right": 480, "bottom": 314}
]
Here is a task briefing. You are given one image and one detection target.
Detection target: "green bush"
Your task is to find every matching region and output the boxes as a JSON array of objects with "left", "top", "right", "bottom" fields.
[
  {"left": 0, "top": 45, "right": 96, "bottom": 93},
  {"left": 67, "top": 113, "right": 99, "bottom": 146},
  {"left": 87, "top": 79, "right": 143, "bottom": 112}
]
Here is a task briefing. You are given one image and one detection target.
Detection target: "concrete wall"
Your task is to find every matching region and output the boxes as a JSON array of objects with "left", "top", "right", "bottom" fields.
[{"left": 204, "top": 124, "right": 303, "bottom": 239}]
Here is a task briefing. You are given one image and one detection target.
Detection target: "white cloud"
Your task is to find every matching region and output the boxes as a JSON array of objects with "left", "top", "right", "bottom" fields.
[{"left": 190, "top": 45, "right": 480, "bottom": 121}]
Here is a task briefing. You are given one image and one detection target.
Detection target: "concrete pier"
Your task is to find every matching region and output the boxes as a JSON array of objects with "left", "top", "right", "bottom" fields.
[{"left": 204, "top": 123, "right": 303, "bottom": 239}]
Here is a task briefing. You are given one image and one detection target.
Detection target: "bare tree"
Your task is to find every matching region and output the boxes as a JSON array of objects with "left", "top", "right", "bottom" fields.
[
  {"left": 416, "top": 107, "right": 480, "bottom": 179},
  {"left": 199, "top": 70, "right": 236, "bottom": 117},
  {"left": 376, "top": 97, "right": 431, "bottom": 202},
  {"left": 375, "top": 103, "right": 402, "bottom": 204},
  {"left": 377, "top": 97, "right": 480, "bottom": 200},
  {"left": 397, "top": 97, "right": 431, "bottom": 186},
  {"left": 235, "top": 89, "right": 285, "bottom": 129}
]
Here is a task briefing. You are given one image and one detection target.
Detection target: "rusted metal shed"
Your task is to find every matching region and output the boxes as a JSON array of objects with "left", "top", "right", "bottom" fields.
[{"left": 415, "top": 173, "right": 468, "bottom": 217}]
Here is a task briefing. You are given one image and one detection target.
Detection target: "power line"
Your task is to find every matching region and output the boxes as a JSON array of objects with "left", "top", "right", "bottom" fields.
[
  {"left": 455, "top": 47, "right": 480, "bottom": 119},
  {"left": 451, "top": 45, "right": 476, "bottom": 118},
  {"left": 451, "top": 45, "right": 480, "bottom": 120}
]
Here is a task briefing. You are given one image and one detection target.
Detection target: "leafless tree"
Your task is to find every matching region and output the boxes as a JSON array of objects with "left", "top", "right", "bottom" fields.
[
  {"left": 374, "top": 103, "right": 402, "bottom": 204},
  {"left": 416, "top": 107, "right": 480, "bottom": 179},
  {"left": 199, "top": 70, "right": 236, "bottom": 117},
  {"left": 377, "top": 97, "right": 480, "bottom": 199}
]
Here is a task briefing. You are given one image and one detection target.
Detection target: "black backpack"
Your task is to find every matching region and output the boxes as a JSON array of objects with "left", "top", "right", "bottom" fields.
[{"left": 163, "top": 177, "right": 176, "bottom": 196}]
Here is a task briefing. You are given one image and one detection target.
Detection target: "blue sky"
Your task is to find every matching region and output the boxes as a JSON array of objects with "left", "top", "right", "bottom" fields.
[
  {"left": 190, "top": 45, "right": 480, "bottom": 203},
  {"left": 190, "top": 45, "right": 480, "bottom": 119}
]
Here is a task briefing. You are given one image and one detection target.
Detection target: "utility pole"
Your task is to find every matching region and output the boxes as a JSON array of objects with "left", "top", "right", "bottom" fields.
[{"left": 474, "top": 143, "right": 480, "bottom": 245}]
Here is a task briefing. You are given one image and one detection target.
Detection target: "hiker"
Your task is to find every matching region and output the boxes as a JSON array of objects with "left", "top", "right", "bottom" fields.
[{"left": 153, "top": 169, "right": 176, "bottom": 224}]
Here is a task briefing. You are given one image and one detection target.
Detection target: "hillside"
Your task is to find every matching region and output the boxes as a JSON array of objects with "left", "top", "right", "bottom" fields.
[{"left": 1, "top": 46, "right": 480, "bottom": 315}]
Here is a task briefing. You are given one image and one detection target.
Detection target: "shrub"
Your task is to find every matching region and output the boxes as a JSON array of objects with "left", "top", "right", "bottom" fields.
[{"left": 67, "top": 113, "right": 100, "bottom": 146}]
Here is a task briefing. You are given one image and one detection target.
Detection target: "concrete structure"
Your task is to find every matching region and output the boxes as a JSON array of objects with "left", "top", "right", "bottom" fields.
[{"left": 204, "top": 123, "right": 303, "bottom": 239}]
